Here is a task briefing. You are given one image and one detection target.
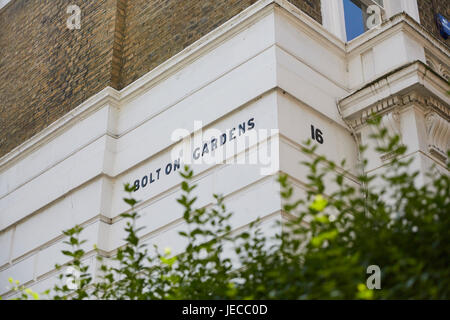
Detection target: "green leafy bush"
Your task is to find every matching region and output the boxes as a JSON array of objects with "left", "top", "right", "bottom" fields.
[{"left": 2, "top": 118, "right": 449, "bottom": 300}]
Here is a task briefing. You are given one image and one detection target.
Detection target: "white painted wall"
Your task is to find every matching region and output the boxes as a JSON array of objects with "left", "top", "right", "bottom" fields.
[{"left": 0, "top": 0, "right": 447, "bottom": 298}]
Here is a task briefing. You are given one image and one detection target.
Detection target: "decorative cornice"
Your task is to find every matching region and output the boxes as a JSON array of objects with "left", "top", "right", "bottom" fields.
[
  {"left": 425, "top": 49, "right": 450, "bottom": 82},
  {"left": 340, "top": 60, "right": 449, "bottom": 130},
  {"left": 347, "top": 91, "right": 449, "bottom": 163},
  {"left": 381, "top": 111, "right": 401, "bottom": 139},
  {"left": 344, "top": 90, "right": 449, "bottom": 131}
]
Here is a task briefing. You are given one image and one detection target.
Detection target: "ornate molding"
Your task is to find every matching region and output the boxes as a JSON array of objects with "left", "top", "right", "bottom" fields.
[
  {"left": 344, "top": 90, "right": 449, "bottom": 162},
  {"left": 345, "top": 91, "right": 450, "bottom": 131},
  {"left": 425, "top": 50, "right": 450, "bottom": 82},
  {"left": 369, "top": 111, "right": 402, "bottom": 161},
  {"left": 381, "top": 111, "right": 401, "bottom": 138},
  {"left": 369, "top": 111, "right": 401, "bottom": 143},
  {"left": 425, "top": 112, "right": 450, "bottom": 162}
]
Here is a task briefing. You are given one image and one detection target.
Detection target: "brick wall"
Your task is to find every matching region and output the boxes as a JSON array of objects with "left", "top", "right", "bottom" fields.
[
  {"left": 417, "top": 0, "right": 450, "bottom": 45},
  {"left": 0, "top": 0, "right": 322, "bottom": 157},
  {"left": 121, "top": 0, "right": 322, "bottom": 87},
  {"left": 0, "top": 0, "right": 119, "bottom": 157}
]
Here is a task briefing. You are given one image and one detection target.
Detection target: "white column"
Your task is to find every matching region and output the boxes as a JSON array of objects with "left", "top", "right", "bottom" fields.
[
  {"left": 384, "top": 0, "right": 420, "bottom": 23},
  {"left": 321, "top": 0, "right": 347, "bottom": 42}
]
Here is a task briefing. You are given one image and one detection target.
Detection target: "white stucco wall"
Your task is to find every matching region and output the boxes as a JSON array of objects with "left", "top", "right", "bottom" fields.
[{"left": 0, "top": 0, "right": 448, "bottom": 298}]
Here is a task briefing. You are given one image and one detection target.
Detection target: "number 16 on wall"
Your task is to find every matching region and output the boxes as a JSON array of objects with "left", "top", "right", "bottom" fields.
[{"left": 311, "top": 125, "right": 324, "bottom": 144}]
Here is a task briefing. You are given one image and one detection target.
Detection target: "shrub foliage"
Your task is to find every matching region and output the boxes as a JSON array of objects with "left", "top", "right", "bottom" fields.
[{"left": 3, "top": 118, "right": 449, "bottom": 300}]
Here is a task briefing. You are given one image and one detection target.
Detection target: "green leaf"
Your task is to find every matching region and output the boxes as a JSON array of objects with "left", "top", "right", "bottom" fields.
[
  {"left": 123, "top": 198, "right": 137, "bottom": 207},
  {"left": 309, "top": 194, "right": 328, "bottom": 212}
]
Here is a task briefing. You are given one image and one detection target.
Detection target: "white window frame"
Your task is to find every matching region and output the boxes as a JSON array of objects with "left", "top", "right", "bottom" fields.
[{"left": 321, "top": 0, "right": 420, "bottom": 42}]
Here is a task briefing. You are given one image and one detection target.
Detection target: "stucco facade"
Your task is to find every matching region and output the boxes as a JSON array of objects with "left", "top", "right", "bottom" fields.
[{"left": 0, "top": 0, "right": 448, "bottom": 298}]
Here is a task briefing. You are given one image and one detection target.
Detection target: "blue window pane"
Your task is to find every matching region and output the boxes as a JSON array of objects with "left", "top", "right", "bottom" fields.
[{"left": 344, "top": 0, "right": 365, "bottom": 41}]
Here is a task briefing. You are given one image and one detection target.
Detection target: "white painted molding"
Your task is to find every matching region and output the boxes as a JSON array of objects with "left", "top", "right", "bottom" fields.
[
  {"left": 340, "top": 61, "right": 450, "bottom": 128},
  {"left": 0, "top": 87, "right": 120, "bottom": 171}
]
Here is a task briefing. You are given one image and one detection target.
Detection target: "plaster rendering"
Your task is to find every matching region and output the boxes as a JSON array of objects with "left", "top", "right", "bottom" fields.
[{"left": 0, "top": 0, "right": 448, "bottom": 298}]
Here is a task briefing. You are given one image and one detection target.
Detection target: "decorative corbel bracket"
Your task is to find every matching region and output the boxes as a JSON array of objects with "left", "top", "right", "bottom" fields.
[
  {"left": 425, "top": 113, "right": 450, "bottom": 162},
  {"left": 370, "top": 111, "right": 402, "bottom": 161}
]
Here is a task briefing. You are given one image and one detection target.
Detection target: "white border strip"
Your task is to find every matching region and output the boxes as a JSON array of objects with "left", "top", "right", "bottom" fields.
[
  {"left": 0, "top": 87, "right": 120, "bottom": 170},
  {"left": 0, "top": 0, "right": 11, "bottom": 10}
]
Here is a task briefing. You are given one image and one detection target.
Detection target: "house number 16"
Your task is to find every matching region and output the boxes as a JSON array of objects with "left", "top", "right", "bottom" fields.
[{"left": 311, "top": 125, "right": 324, "bottom": 144}]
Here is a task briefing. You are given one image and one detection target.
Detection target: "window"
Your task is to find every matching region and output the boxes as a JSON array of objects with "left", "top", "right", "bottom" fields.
[{"left": 343, "top": 0, "right": 384, "bottom": 41}]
